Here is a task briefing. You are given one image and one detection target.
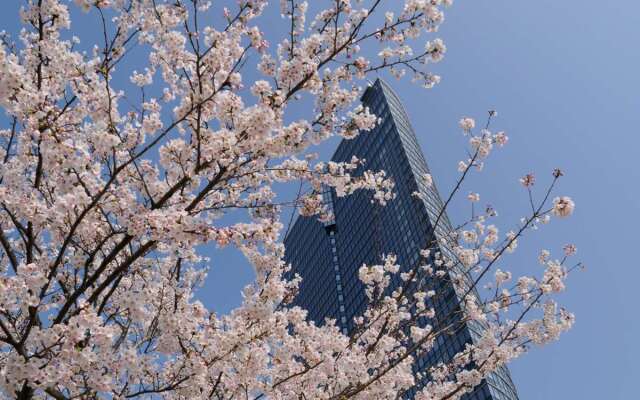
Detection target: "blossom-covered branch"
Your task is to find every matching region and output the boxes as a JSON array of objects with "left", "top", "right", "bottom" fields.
[{"left": 0, "top": 1, "right": 577, "bottom": 399}]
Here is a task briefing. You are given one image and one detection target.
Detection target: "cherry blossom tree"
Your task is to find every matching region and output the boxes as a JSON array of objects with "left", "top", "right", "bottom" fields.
[{"left": 0, "top": 1, "right": 578, "bottom": 399}]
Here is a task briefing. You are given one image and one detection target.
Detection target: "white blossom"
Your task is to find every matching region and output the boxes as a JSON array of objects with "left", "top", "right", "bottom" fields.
[
  {"left": 552, "top": 196, "right": 575, "bottom": 218},
  {"left": 459, "top": 117, "right": 475, "bottom": 133},
  {"left": 0, "top": 1, "right": 578, "bottom": 399}
]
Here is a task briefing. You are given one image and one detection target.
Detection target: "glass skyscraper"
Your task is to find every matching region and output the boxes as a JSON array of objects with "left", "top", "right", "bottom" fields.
[{"left": 283, "top": 79, "right": 518, "bottom": 400}]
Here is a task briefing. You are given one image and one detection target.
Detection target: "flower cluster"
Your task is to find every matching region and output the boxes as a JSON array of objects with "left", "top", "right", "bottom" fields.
[{"left": 0, "top": 1, "right": 577, "bottom": 399}]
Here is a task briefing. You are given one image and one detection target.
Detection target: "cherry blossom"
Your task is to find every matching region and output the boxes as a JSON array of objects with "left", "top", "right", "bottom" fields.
[
  {"left": 520, "top": 173, "right": 535, "bottom": 187},
  {"left": 459, "top": 117, "right": 476, "bottom": 133},
  {"left": 0, "top": 1, "right": 579, "bottom": 399},
  {"left": 552, "top": 196, "right": 576, "bottom": 218}
]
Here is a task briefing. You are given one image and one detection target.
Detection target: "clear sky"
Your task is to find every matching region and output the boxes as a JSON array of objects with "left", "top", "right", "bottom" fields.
[{"left": 1, "top": 1, "right": 638, "bottom": 399}]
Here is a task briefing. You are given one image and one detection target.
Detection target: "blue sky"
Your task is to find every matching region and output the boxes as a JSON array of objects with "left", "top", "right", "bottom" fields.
[{"left": 1, "top": 1, "right": 638, "bottom": 398}]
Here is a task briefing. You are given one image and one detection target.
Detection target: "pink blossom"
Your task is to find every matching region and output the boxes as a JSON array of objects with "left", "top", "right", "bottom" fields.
[
  {"left": 552, "top": 196, "right": 575, "bottom": 218},
  {"left": 459, "top": 117, "right": 475, "bottom": 133},
  {"left": 520, "top": 173, "right": 535, "bottom": 187},
  {"left": 0, "top": 1, "right": 578, "bottom": 398}
]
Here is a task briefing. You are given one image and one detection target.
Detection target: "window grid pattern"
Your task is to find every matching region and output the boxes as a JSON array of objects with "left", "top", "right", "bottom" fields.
[{"left": 284, "top": 80, "right": 518, "bottom": 400}]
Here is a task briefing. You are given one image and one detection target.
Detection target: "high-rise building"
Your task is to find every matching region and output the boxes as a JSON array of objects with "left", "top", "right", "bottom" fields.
[{"left": 283, "top": 79, "right": 518, "bottom": 400}]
